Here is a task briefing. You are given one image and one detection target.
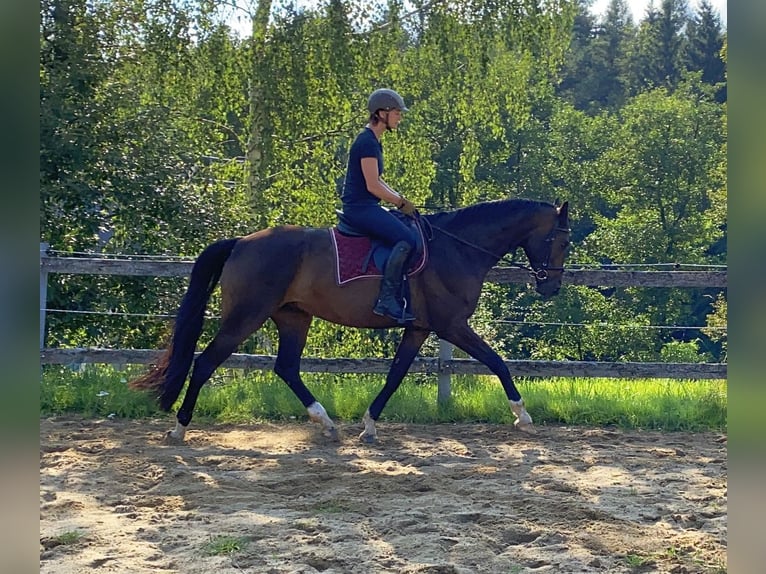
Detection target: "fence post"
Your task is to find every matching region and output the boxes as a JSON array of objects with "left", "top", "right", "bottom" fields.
[
  {"left": 437, "top": 339, "right": 452, "bottom": 405},
  {"left": 40, "top": 242, "right": 49, "bottom": 350}
]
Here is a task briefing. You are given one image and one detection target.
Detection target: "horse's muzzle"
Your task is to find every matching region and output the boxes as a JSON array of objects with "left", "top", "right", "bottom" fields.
[{"left": 535, "top": 279, "right": 562, "bottom": 299}]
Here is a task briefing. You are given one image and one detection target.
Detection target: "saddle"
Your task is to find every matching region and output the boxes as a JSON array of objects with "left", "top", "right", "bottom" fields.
[{"left": 330, "top": 209, "right": 428, "bottom": 285}]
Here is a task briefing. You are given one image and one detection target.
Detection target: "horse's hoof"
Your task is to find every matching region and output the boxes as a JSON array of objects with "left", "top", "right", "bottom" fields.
[
  {"left": 514, "top": 421, "right": 538, "bottom": 435},
  {"left": 324, "top": 427, "right": 340, "bottom": 442},
  {"left": 358, "top": 431, "right": 376, "bottom": 444},
  {"left": 161, "top": 431, "right": 185, "bottom": 445}
]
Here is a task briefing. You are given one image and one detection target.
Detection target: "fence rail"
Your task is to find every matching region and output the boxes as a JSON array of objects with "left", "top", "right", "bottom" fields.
[
  {"left": 40, "top": 254, "right": 728, "bottom": 287},
  {"left": 39, "top": 246, "right": 728, "bottom": 390},
  {"left": 40, "top": 348, "right": 727, "bottom": 380}
]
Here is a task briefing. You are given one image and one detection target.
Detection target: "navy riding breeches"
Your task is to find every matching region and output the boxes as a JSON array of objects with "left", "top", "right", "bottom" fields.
[{"left": 341, "top": 204, "right": 417, "bottom": 250}]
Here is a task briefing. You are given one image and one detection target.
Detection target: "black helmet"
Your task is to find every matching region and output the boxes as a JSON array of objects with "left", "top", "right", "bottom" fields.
[{"left": 367, "top": 88, "right": 409, "bottom": 114}]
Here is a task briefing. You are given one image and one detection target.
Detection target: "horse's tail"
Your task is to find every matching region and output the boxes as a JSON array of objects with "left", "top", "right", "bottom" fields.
[{"left": 129, "top": 238, "right": 239, "bottom": 411}]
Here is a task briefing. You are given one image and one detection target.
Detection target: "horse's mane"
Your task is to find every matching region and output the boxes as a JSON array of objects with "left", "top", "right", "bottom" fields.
[{"left": 424, "top": 198, "right": 552, "bottom": 228}]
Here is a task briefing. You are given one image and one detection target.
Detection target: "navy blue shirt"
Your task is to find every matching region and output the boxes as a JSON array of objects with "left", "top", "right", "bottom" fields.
[{"left": 342, "top": 127, "right": 383, "bottom": 206}]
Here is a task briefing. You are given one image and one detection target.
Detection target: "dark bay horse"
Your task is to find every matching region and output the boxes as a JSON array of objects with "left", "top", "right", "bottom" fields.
[{"left": 130, "top": 198, "right": 570, "bottom": 443}]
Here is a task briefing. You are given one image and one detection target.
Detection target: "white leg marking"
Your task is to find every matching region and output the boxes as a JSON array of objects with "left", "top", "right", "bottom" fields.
[
  {"left": 162, "top": 421, "right": 188, "bottom": 445},
  {"left": 509, "top": 399, "right": 536, "bottom": 434},
  {"left": 358, "top": 409, "right": 378, "bottom": 443},
  {"left": 307, "top": 401, "right": 338, "bottom": 439}
]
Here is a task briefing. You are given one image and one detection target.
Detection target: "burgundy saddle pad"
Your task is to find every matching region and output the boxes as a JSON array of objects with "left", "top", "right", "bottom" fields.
[{"left": 329, "top": 227, "right": 427, "bottom": 285}]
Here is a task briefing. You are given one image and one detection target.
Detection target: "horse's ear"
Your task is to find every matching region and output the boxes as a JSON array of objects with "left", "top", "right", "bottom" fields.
[
  {"left": 558, "top": 201, "right": 569, "bottom": 223},
  {"left": 554, "top": 197, "right": 561, "bottom": 207}
]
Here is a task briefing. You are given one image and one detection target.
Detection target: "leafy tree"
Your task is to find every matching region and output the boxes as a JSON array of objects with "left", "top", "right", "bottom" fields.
[
  {"left": 582, "top": 79, "right": 725, "bottom": 355},
  {"left": 40, "top": 0, "right": 254, "bottom": 348},
  {"left": 701, "top": 293, "right": 726, "bottom": 360},
  {"left": 41, "top": 0, "right": 254, "bottom": 255},
  {"left": 541, "top": 101, "right": 618, "bottom": 241},
  {"left": 40, "top": 0, "right": 119, "bottom": 252},
  {"left": 521, "top": 286, "right": 657, "bottom": 361},
  {"left": 592, "top": 80, "right": 724, "bottom": 265}
]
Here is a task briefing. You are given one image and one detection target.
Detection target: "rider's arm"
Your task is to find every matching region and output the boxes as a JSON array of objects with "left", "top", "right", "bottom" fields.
[{"left": 360, "top": 157, "right": 405, "bottom": 208}]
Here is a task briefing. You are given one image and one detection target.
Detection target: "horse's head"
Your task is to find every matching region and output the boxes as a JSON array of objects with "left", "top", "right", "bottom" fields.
[{"left": 522, "top": 201, "right": 570, "bottom": 299}]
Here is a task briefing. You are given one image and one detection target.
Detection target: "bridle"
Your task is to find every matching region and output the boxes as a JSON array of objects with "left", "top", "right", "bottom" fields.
[
  {"left": 526, "top": 226, "right": 570, "bottom": 280},
  {"left": 424, "top": 218, "right": 570, "bottom": 281}
]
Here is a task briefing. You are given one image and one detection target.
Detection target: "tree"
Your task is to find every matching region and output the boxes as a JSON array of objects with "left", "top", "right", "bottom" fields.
[
  {"left": 40, "top": 0, "right": 118, "bottom": 251},
  {"left": 557, "top": 0, "right": 633, "bottom": 112},
  {"left": 401, "top": 0, "right": 576, "bottom": 208},
  {"left": 684, "top": 0, "right": 726, "bottom": 102},
  {"left": 622, "top": 0, "right": 688, "bottom": 95},
  {"left": 555, "top": 0, "right": 600, "bottom": 111},
  {"left": 246, "top": 0, "right": 274, "bottom": 227},
  {"left": 40, "top": 0, "right": 254, "bottom": 348},
  {"left": 593, "top": 81, "right": 724, "bottom": 263},
  {"left": 584, "top": 79, "right": 725, "bottom": 353},
  {"left": 542, "top": 101, "right": 619, "bottom": 240},
  {"left": 519, "top": 286, "right": 657, "bottom": 361},
  {"left": 593, "top": 0, "right": 635, "bottom": 109}
]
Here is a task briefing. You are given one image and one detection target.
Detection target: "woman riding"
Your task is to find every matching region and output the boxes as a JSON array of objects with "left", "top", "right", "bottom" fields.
[{"left": 340, "top": 88, "right": 418, "bottom": 323}]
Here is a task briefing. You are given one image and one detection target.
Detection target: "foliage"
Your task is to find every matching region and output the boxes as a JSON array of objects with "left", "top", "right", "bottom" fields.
[
  {"left": 558, "top": 0, "right": 726, "bottom": 109},
  {"left": 594, "top": 81, "right": 725, "bottom": 263},
  {"left": 702, "top": 293, "right": 727, "bottom": 359},
  {"left": 557, "top": 0, "right": 634, "bottom": 112},
  {"left": 519, "top": 286, "right": 657, "bottom": 361},
  {"left": 684, "top": 0, "right": 726, "bottom": 101},
  {"left": 660, "top": 339, "right": 708, "bottom": 363}
]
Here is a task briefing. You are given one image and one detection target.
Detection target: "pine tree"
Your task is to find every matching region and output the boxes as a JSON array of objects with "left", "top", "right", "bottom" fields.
[
  {"left": 592, "top": 0, "right": 635, "bottom": 109},
  {"left": 655, "top": 0, "right": 688, "bottom": 88},
  {"left": 556, "top": 0, "right": 602, "bottom": 111},
  {"left": 684, "top": 0, "right": 726, "bottom": 102},
  {"left": 621, "top": 0, "right": 688, "bottom": 95}
]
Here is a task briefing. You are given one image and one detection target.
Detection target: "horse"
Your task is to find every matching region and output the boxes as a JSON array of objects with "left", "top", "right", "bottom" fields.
[{"left": 129, "top": 198, "right": 570, "bottom": 444}]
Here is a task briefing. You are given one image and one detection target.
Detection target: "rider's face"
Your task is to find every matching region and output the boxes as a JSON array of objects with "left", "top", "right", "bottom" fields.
[{"left": 383, "top": 109, "right": 402, "bottom": 129}]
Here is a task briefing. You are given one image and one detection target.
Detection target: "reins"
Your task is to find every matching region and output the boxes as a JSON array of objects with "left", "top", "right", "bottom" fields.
[{"left": 418, "top": 213, "right": 568, "bottom": 281}]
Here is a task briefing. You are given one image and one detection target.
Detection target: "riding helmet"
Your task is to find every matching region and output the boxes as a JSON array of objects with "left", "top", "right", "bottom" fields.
[{"left": 367, "top": 88, "right": 409, "bottom": 114}]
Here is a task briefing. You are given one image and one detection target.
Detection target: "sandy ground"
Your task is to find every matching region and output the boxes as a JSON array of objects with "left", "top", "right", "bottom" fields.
[{"left": 40, "top": 416, "right": 727, "bottom": 573}]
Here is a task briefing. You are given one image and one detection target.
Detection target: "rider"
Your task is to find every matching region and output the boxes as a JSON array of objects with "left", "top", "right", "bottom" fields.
[{"left": 340, "top": 88, "right": 418, "bottom": 323}]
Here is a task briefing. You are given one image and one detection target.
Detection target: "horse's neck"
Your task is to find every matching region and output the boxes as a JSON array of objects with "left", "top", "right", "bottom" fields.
[{"left": 439, "top": 202, "right": 539, "bottom": 261}]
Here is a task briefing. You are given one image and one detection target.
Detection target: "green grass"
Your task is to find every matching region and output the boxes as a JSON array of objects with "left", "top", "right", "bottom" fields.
[
  {"left": 625, "top": 553, "right": 652, "bottom": 568},
  {"left": 53, "top": 530, "right": 85, "bottom": 546},
  {"left": 40, "top": 365, "right": 726, "bottom": 431},
  {"left": 201, "top": 535, "right": 248, "bottom": 556}
]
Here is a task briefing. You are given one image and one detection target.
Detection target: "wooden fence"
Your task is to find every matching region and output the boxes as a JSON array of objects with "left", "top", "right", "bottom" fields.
[{"left": 39, "top": 244, "right": 727, "bottom": 401}]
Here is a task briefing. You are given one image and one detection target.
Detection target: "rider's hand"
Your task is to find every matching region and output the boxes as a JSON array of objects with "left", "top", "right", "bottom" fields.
[{"left": 398, "top": 197, "right": 417, "bottom": 216}]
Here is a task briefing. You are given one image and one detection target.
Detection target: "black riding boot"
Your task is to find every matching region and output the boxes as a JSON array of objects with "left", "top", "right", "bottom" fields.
[{"left": 373, "top": 241, "right": 416, "bottom": 323}]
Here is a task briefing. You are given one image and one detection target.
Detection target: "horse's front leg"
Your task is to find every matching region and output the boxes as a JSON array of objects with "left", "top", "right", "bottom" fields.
[
  {"left": 307, "top": 402, "right": 339, "bottom": 440},
  {"left": 441, "top": 324, "right": 536, "bottom": 434},
  {"left": 360, "top": 328, "right": 430, "bottom": 444}
]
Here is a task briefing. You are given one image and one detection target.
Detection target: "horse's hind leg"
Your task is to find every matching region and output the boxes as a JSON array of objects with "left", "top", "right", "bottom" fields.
[
  {"left": 360, "top": 327, "right": 430, "bottom": 443},
  {"left": 165, "top": 307, "right": 272, "bottom": 444},
  {"left": 272, "top": 307, "right": 338, "bottom": 441}
]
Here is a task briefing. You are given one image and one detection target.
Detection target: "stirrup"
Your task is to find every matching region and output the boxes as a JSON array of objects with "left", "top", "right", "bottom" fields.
[
  {"left": 373, "top": 299, "right": 415, "bottom": 323},
  {"left": 397, "top": 298, "right": 416, "bottom": 323}
]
